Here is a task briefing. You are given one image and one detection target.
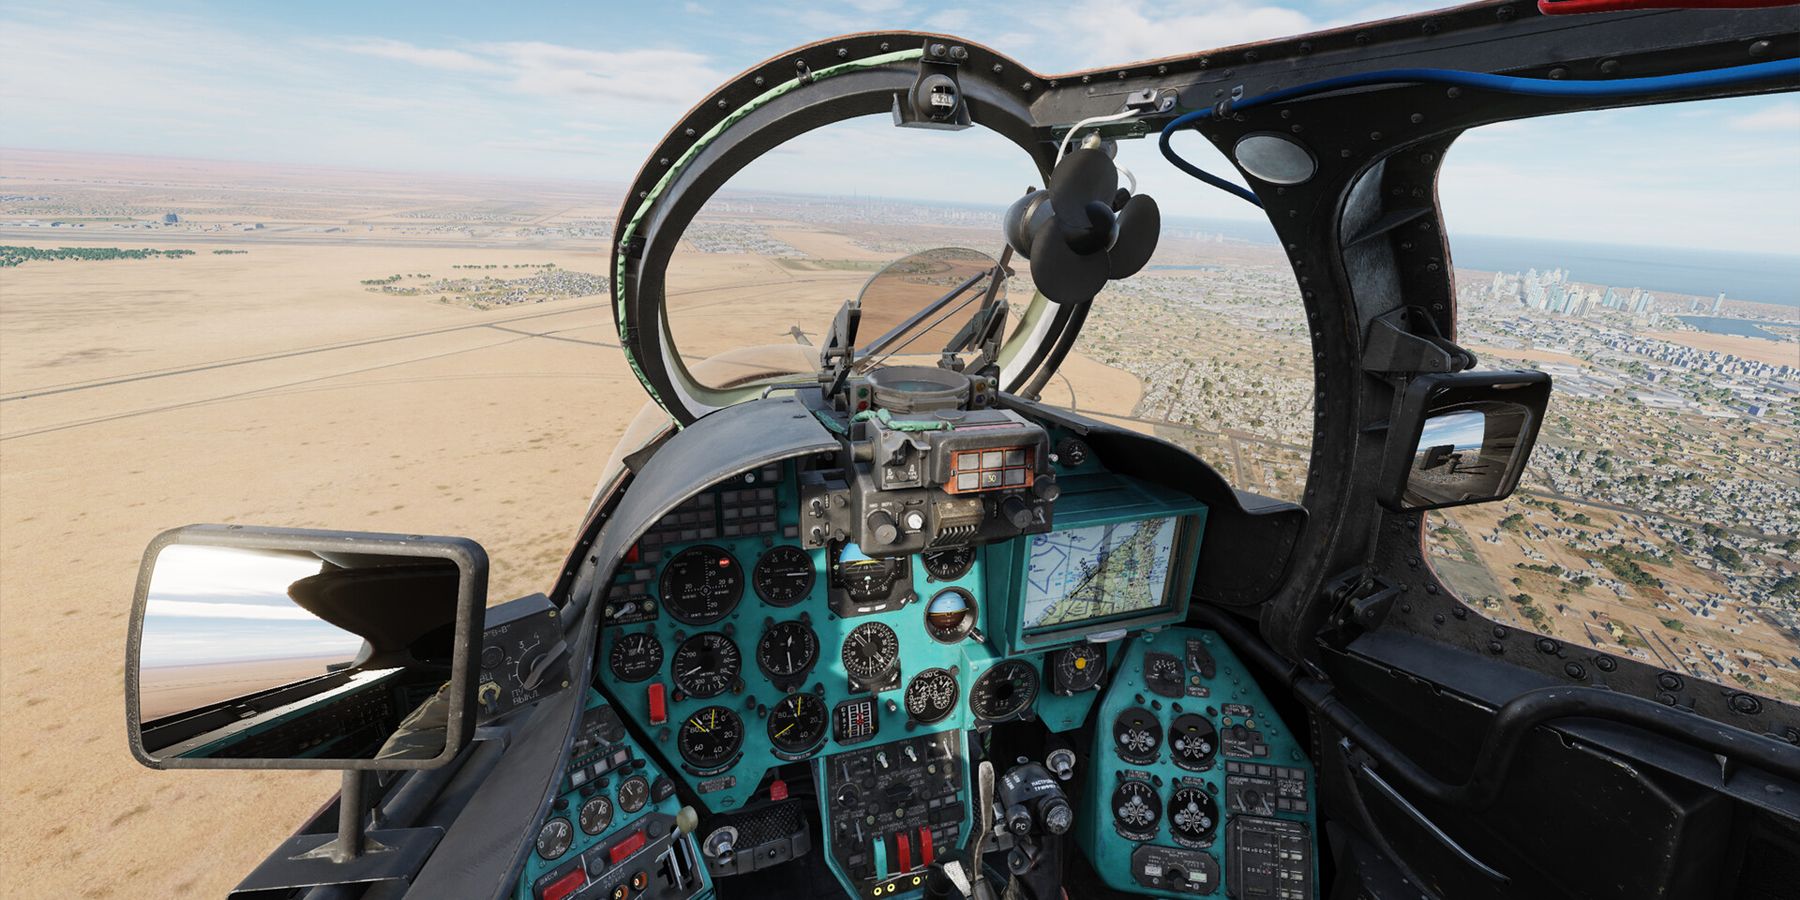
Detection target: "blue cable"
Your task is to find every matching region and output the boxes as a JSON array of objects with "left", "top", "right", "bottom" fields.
[{"left": 1158, "top": 57, "right": 1800, "bottom": 208}]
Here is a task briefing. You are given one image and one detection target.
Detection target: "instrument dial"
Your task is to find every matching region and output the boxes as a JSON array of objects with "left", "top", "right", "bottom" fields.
[
  {"left": 677, "top": 706, "right": 745, "bottom": 772},
  {"left": 840, "top": 622, "right": 900, "bottom": 683},
  {"left": 671, "top": 632, "right": 740, "bottom": 699},
  {"left": 579, "top": 794, "right": 614, "bottom": 835},
  {"left": 904, "top": 667, "right": 960, "bottom": 724},
  {"left": 1113, "top": 707, "right": 1162, "bottom": 764},
  {"left": 923, "top": 588, "right": 977, "bottom": 643},
  {"left": 616, "top": 774, "right": 650, "bottom": 813},
  {"left": 756, "top": 619, "right": 819, "bottom": 682},
  {"left": 1050, "top": 642, "right": 1106, "bottom": 694},
  {"left": 607, "top": 632, "right": 663, "bottom": 683},
  {"left": 535, "top": 817, "right": 574, "bottom": 860},
  {"left": 921, "top": 546, "right": 976, "bottom": 581},
  {"left": 1143, "top": 651, "right": 1185, "bottom": 698},
  {"left": 1169, "top": 713, "right": 1219, "bottom": 771},
  {"left": 1168, "top": 785, "right": 1220, "bottom": 847},
  {"left": 968, "top": 659, "right": 1038, "bottom": 722},
  {"left": 834, "top": 547, "right": 903, "bottom": 601},
  {"left": 660, "top": 545, "right": 744, "bottom": 625},
  {"left": 1111, "top": 779, "right": 1161, "bottom": 841},
  {"left": 766, "top": 692, "right": 828, "bottom": 758},
  {"left": 753, "top": 546, "right": 815, "bottom": 606}
]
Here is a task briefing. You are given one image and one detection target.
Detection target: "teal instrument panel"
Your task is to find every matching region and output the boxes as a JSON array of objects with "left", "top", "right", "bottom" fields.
[
  {"left": 1078, "top": 628, "right": 1317, "bottom": 898},
  {"left": 518, "top": 690, "right": 712, "bottom": 900}
]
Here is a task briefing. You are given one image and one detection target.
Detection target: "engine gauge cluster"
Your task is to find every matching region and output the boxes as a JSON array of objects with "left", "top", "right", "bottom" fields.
[
  {"left": 677, "top": 706, "right": 746, "bottom": 773},
  {"left": 1112, "top": 779, "right": 1162, "bottom": 841},
  {"left": 755, "top": 618, "right": 819, "bottom": 687},
  {"left": 767, "top": 692, "right": 828, "bottom": 758},
  {"left": 904, "top": 667, "right": 960, "bottom": 724}
]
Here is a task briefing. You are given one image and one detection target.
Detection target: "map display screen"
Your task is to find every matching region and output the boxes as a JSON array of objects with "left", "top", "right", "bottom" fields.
[{"left": 1022, "top": 517, "right": 1181, "bottom": 632}]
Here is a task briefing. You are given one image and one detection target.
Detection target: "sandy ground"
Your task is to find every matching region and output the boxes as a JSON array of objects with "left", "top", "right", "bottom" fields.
[{"left": 0, "top": 240, "right": 641, "bottom": 898}]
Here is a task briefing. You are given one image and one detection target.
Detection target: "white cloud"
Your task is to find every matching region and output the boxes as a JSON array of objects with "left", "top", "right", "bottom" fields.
[
  {"left": 1729, "top": 102, "right": 1800, "bottom": 132},
  {"left": 1060, "top": 0, "right": 1316, "bottom": 69},
  {"left": 339, "top": 38, "right": 503, "bottom": 74}
]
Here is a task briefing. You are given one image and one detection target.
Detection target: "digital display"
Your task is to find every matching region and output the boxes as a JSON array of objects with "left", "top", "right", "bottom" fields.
[{"left": 1022, "top": 517, "right": 1180, "bottom": 632}]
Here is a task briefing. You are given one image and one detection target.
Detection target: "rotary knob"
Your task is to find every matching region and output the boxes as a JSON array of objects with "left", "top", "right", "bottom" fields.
[{"left": 866, "top": 510, "right": 899, "bottom": 545}]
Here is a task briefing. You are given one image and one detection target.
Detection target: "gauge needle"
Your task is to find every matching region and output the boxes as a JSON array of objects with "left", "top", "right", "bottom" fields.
[
  {"left": 776, "top": 723, "right": 794, "bottom": 737},
  {"left": 691, "top": 716, "right": 709, "bottom": 733}
]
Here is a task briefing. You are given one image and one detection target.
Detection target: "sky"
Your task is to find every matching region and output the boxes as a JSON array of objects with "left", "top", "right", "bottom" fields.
[{"left": 1, "top": 0, "right": 1796, "bottom": 253}]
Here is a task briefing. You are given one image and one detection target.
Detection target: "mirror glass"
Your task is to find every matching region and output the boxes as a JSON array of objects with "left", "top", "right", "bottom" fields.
[
  {"left": 1402, "top": 401, "right": 1531, "bottom": 509},
  {"left": 134, "top": 541, "right": 464, "bottom": 765}
]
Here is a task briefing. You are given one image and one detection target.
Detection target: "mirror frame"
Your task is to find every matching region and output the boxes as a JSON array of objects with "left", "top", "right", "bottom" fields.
[
  {"left": 125, "top": 524, "right": 488, "bottom": 771},
  {"left": 1378, "top": 369, "right": 1553, "bottom": 512}
]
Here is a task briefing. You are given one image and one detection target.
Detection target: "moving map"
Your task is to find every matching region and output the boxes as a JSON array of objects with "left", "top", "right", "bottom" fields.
[{"left": 1022, "top": 517, "right": 1179, "bottom": 630}]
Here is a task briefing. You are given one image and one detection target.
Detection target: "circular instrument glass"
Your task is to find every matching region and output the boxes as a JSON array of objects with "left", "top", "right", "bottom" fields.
[
  {"left": 968, "top": 659, "right": 1038, "bottom": 721},
  {"left": 753, "top": 546, "right": 815, "bottom": 606},
  {"left": 756, "top": 619, "right": 819, "bottom": 681},
  {"left": 1169, "top": 713, "right": 1219, "bottom": 771},
  {"left": 921, "top": 546, "right": 976, "bottom": 581},
  {"left": 677, "top": 706, "right": 745, "bottom": 772},
  {"left": 671, "top": 632, "right": 740, "bottom": 699},
  {"left": 535, "top": 817, "right": 574, "bottom": 860},
  {"left": 1168, "top": 785, "right": 1220, "bottom": 847},
  {"left": 1051, "top": 643, "right": 1106, "bottom": 694},
  {"left": 579, "top": 794, "right": 614, "bottom": 835},
  {"left": 1112, "top": 707, "right": 1162, "bottom": 764},
  {"left": 1143, "top": 651, "right": 1185, "bottom": 698},
  {"left": 616, "top": 774, "right": 650, "bottom": 813},
  {"left": 923, "top": 588, "right": 977, "bottom": 643},
  {"left": 904, "top": 667, "right": 960, "bottom": 724},
  {"left": 1111, "top": 779, "right": 1161, "bottom": 841},
  {"left": 607, "top": 632, "right": 664, "bottom": 683},
  {"left": 840, "top": 621, "right": 900, "bottom": 683},
  {"left": 766, "top": 692, "right": 828, "bottom": 758},
  {"left": 834, "top": 547, "right": 903, "bottom": 601},
  {"left": 660, "top": 545, "right": 744, "bottom": 625}
]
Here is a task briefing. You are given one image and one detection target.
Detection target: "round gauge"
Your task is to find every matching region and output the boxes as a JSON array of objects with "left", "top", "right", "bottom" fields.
[
  {"left": 834, "top": 546, "right": 903, "bottom": 601},
  {"left": 922, "top": 546, "right": 976, "bottom": 581},
  {"left": 922, "top": 588, "right": 977, "bottom": 643},
  {"left": 535, "top": 817, "right": 574, "bottom": 860},
  {"left": 968, "top": 659, "right": 1039, "bottom": 722},
  {"left": 1112, "top": 707, "right": 1162, "bottom": 764},
  {"left": 671, "top": 632, "right": 741, "bottom": 699},
  {"left": 840, "top": 621, "right": 900, "bottom": 683},
  {"left": 756, "top": 620, "right": 819, "bottom": 681},
  {"left": 1111, "top": 779, "right": 1161, "bottom": 841},
  {"left": 579, "top": 794, "right": 614, "bottom": 836},
  {"left": 1168, "top": 785, "right": 1220, "bottom": 847},
  {"left": 1143, "top": 651, "right": 1185, "bottom": 698},
  {"left": 660, "top": 545, "right": 744, "bottom": 625},
  {"left": 677, "top": 706, "right": 745, "bottom": 772},
  {"left": 1169, "top": 713, "right": 1219, "bottom": 771},
  {"left": 766, "top": 692, "right": 828, "bottom": 758},
  {"left": 616, "top": 774, "right": 650, "bottom": 813},
  {"left": 1051, "top": 643, "right": 1106, "bottom": 694},
  {"left": 607, "top": 632, "right": 664, "bottom": 683},
  {"left": 753, "top": 546, "right": 815, "bottom": 606},
  {"left": 904, "top": 667, "right": 960, "bottom": 724}
]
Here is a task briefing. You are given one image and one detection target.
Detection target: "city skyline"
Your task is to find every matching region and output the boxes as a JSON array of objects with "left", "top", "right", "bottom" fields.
[{"left": 3, "top": 0, "right": 1798, "bottom": 253}]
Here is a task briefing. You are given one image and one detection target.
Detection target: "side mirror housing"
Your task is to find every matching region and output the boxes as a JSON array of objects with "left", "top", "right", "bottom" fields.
[
  {"left": 1378, "top": 370, "right": 1553, "bottom": 512},
  {"left": 127, "top": 525, "right": 487, "bottom": 770}
]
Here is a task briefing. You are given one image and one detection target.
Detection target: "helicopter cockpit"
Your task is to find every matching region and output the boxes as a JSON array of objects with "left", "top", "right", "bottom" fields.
[{"left": 123, "top": 7, "right": 1800, "bottom": 900}]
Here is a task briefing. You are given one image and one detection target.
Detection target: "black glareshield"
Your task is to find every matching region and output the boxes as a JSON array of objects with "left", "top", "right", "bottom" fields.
[
  {"left": 125, "top": 524, "right": 488, "bottom": 771},
  {"left": 1378, "top": 370, "right": 1553, "bottom": 512}
]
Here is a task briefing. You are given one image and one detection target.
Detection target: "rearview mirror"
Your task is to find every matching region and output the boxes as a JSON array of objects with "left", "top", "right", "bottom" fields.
[
  {"left": 1379, "top": 370, "right": 1552, "bottom": 512},
  {"left": 127, "top": 525, "right": 487, "bottom": 770}
]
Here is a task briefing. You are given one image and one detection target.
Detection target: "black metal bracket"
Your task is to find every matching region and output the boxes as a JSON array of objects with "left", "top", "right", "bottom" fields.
[
  {"left": 893, "top": 39, "right": 973, "bottom": 130},
  {"left": 1361, "top": 306, "right": 1475, "bottom": 376},
  {"left": 1322, "top": 568, "right": 1402, "bottom": 632},
  {"left": 230, "top": 771, "right": 443, "bottom": 896}
]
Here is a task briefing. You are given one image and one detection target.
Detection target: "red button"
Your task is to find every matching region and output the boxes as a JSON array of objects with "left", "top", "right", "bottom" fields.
[
  {"left": 609, "top": 829, "right": 647, "bottom": 865},
  {"left": 624, "top": 544, "right": 640, "bottom": 564},
  {"left": 646, "top": 683, "right": 667, "bottom": 726},
  {"left": 895, "top": 832, "right": 912, "bottom": 872},
  {"left": 542, "top": 868, "right": 586, "bottom": 900},
  {"left": 918, "top": 827, "right": 934, "bottom": 866},
  {"left": 769, "top": 778, "right": 788, "bottom": 802}
]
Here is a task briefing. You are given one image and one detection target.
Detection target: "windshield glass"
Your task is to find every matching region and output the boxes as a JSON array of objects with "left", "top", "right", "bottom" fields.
[{"left": 851, "top": 247, "right": 1007, "bottom": 373}]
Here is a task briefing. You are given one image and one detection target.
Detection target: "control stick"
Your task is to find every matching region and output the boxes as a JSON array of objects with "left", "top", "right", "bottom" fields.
[{"left": 996, "top": 763, "right": 1072, "bottom": 836}]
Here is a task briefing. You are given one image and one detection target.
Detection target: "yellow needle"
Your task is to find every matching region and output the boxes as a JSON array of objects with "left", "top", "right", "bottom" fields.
[
  {"left": 776, "top": 723, "right": 794, "bottom": 737},
  {"left": 691, "top": 716, "right": 708, "bottom": 733},
  {"left": 709, "top": 709, "right": 716, "bottom": 729}
]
